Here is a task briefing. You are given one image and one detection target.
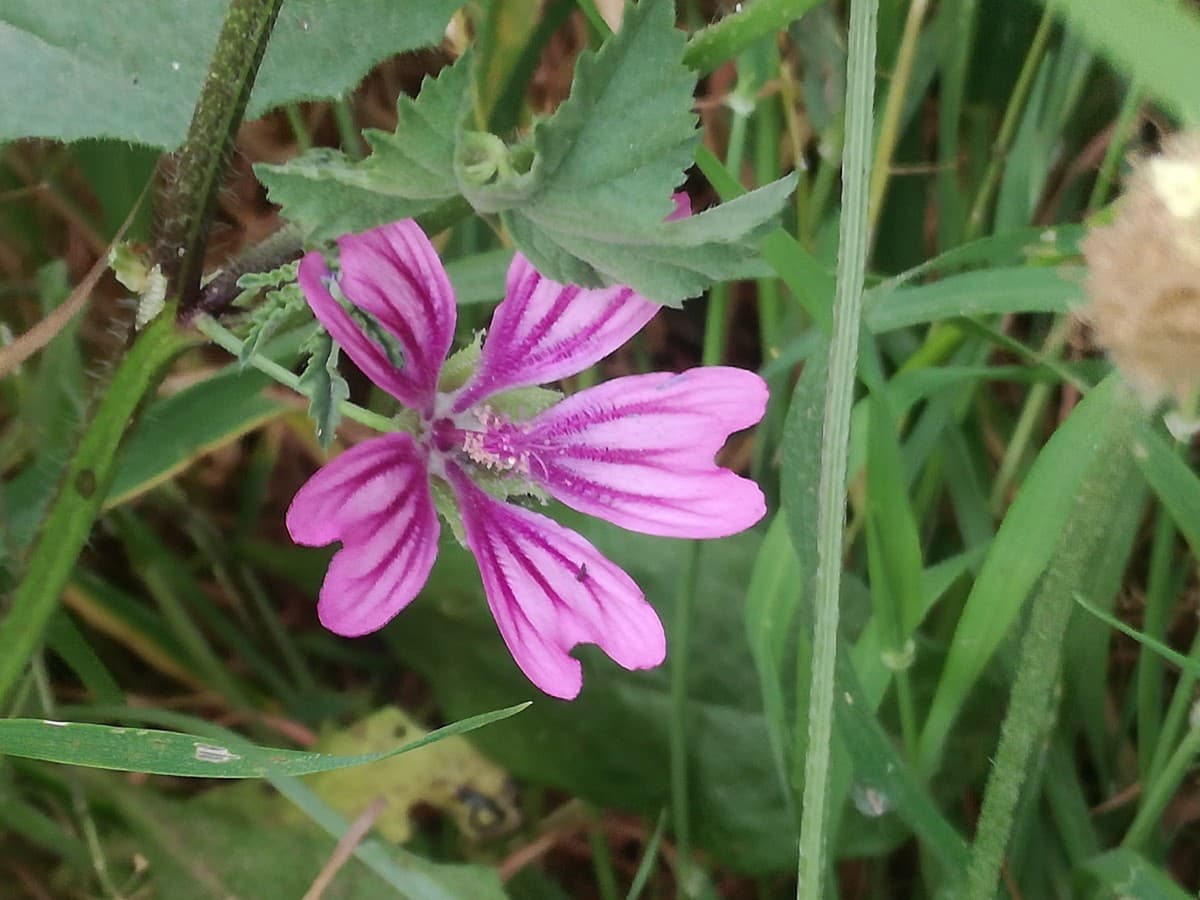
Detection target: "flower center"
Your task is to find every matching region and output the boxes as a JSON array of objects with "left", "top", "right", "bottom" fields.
[
  {"left": 429, "top": 402, "right": 542, "bottom": 480},
  {"left": 461, "top": 405, "right": 534, "bottom": 475}
]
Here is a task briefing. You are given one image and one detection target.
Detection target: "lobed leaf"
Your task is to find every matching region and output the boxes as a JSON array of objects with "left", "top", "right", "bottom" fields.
[
  {"left": 258, "top": 0, "right": 794, "bottom": 304},
  {"left": 256, "top": 54, "right": 472, "bottom": 242}
]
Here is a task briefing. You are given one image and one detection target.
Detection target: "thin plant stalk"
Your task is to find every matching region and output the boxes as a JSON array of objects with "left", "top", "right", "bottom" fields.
[
  {"left": 284, "top": 105, "right": 314, "bottom": 152},
  {"left": 333, "top": 99, "right": 364, "bottom": 160},
  {"left": 589, "top": 826, "right": 621, "bottom": 900},
  {"left": 1136, "top": 505, "right": 1178, "bottom": 777},
  {"left": 989, "top": 318, "right": 1070, "bottom": 512},
  {"left": 1148, "top": 599, "right": 1200, "bottom": 784},
  {"left": 867, "top": 0, "right": 930, "bottom": 238},
  {"left": 193, "top": 315, "right": 396, "bottom": 434},
  {"left": 669, "top": 101, "right": 754, "bottom": 896},
  {"left": 669, "top": 542, "right": 701, "bottom": 898},
  {"left": 964, "top": 2, "right": 1056, "bottom": 240},
  {"left": 1087, "top": 82, "right": 1141, "bottom": 211},
  {"left": 1123, "top": 717, "right": 1200, "bottom": 850},
  {"left": 752, "top": 96, "right": 788, "bottom": 490},
  {"left": 795, "top": 0, "right": 878, "bottom": 896}
]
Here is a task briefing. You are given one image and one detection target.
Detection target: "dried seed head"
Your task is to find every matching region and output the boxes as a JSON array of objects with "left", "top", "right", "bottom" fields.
[{"left": 1082, "top": 131, "right": 1200, "bottom": 408}]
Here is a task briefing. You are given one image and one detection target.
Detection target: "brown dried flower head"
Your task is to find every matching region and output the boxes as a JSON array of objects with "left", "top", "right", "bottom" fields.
[{"left": 1082, "top": 131, "right": 1200, "bottom": 407}]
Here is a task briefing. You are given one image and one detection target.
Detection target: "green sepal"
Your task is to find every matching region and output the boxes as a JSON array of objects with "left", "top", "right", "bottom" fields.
[{"left": 298, "top": 331, "right": 350, "bottom": 450}]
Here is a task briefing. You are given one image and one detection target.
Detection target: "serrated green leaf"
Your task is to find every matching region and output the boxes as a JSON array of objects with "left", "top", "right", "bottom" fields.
[
  {"left": 0, "top": 0, "right": 463, "bottom": 147},
  {"left": 256, "top": 55, "right": 471, "bottom": 241},
  {"left": 472, "top": 0, "right": 796, "bottom": 302},
  {"left": 462, "top": 0, "right": 694, "bottom": 224},
  {"left": 257, "top": 148, "right": 440, "bottom": 241},
  {"left": 299, "top": 331, "right": 350, "bottom": 449},
  {"left": 502, "top": 176, "right": 797, "bottom": 305},
  {"left": 257, "top": 0, "right": 792, "bottom": 302}
]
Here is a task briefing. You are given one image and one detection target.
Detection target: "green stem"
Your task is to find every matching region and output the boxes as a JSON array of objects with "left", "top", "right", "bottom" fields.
[
  {"left": 153, "top": 0, "right": 285, "bottom": 309},
  {"left": 333, "top": 99, "right": 364, "bottom": 160},
  {"left": 963, "top": 3, "right": 1055, "bottom": 240},
  {"left": 284, "top": 105, "right": 314, "bottom": 152},
  {"left": 193, "top": 315, "right": 398, "bottom": 434},
  {"left": 796, "top": 0, "right": 878, "bottom": 896},
  {"left": 989, "top": 318, "right": 1069, "bottom": 512},
  {"left": 0, "top": 314, "right": 189, "bottom": 709},
  {"left": 935, "top": 0, "right": 978, "bottom": 250},
  {"left": 752, "top": 97, "right": 786, "bottom": 492},
  {"left": 1124, "top": 721, "right": 1200, "bottom": 850},
  {"left": 669, "top": 542, "right": 701, "bottom": 898},
  {"left": 703, "top": 287, "right": 730, "bottom": 366},
  {"left": 1087, "top": 83, "right": 1142, "bottom": 212},
  {"left": 963, "top": 391, "right": 1140, "bottom": 899},
  {"left": 589, "top": 825, "right": 621, "bottom": 900},
  {"left": 804, "top": 122, "right": 845, "bottom": 248},
  {"left": 1136, "top": 505, "right": 1177, "bottom": 778},
  {"left": 867, "top": 0, "right": 931, "bottom": 238},
  {"left": 668, "top": 96, "right": 750, "bottom": 897},
  {"left": 1147, "top": 580, "right": 1200, "bottom": 783}
]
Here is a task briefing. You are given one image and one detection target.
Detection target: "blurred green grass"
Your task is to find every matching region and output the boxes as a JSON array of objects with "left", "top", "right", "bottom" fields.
[{"left": 3, "top": 0, "right": 1200, "bottom": 897}]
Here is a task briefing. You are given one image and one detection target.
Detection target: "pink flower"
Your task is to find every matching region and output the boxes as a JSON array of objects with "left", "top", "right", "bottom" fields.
[{"left": 287, "top": 220, "right": 768, "bottom": 699}]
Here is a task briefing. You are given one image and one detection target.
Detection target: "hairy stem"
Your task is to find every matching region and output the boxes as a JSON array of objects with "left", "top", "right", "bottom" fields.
[
  {"left": 0, "top": 0, "right": 283, "bottom": 709},
  {"left": 154, "top": 0, "right": 285, "bottom": 310},
  {"left": 0, "top": 315, "right": 189, "bottom": 709},
  {"left": 963, "top": 387, "right": 1140, "bottom": 898}
]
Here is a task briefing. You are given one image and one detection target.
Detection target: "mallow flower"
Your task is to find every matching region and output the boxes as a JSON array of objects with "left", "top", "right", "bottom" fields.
[{"left": 288, "top": 218, "right": 768, "bottom": 699}]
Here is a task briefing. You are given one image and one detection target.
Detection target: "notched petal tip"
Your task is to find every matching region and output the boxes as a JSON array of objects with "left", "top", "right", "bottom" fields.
[
  {"left": 286, "top": 434, "right": 440, "bottom": 638},
  {"left": 446, "top": 465, "right": 666, "bottom": 700},
  {"left": 523, "top": 367, "right": 770, "bottom": 539}
]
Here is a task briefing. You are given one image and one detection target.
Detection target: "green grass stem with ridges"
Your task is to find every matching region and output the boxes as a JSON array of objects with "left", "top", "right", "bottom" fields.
[{"left": 795, "top": 0, "right": 878, "bottom": 896}]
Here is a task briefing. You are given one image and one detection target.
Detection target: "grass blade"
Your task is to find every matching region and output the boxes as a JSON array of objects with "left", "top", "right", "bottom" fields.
[
  {"left": 796, "top": 0, "right": 878, "bottom": 894},
  {"left": 0, "top": 703, "right": 528, "bottom": 777}
]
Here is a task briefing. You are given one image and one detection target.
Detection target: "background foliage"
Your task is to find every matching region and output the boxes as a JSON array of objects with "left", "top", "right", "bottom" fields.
[{"left": 2, "top": 0, "right": 1200, "bottom": 897}]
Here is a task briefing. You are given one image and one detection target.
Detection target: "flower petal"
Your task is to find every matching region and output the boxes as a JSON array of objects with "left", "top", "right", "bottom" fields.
[
  {"left": 521, "top": 367, "right": 768, "bottom": 538},
  {"left": 669, "top": 191, "right": 692, "bottom": 220},
  {"left": 287, "top": 433, "right": 439, "bottom": 637},
  {"left": 446, "top": 464, "right": 666, "bottom": 699},
  {"left": 452, "top": 254, "right": 659, "bottom": 411},
  {"left": 297, "top": 220, "right": 455, "bottom": 415}
]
